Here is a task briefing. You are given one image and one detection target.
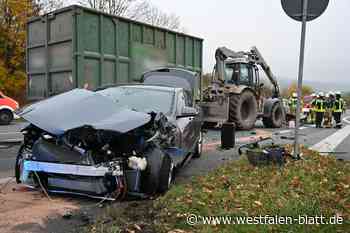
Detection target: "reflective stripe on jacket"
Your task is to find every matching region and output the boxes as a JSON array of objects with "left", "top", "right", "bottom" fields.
[
  {"left": 333, "top": 98, "right": 345, "bottom": 113},
  {"left": 289, "top": 98, "right": 297, "bottom": 108},
  {"left": 314, "top": 99, "right": 325, "bottom": 112}
]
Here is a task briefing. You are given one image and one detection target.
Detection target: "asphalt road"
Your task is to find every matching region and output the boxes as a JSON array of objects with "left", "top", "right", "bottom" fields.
[{"left": 1, "top": 111, "right": 350, "bottom": 180}]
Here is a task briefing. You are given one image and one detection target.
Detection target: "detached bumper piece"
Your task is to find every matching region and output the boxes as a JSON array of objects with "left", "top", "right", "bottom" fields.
[{"left": 20, "top": 160, "right": 141, "bottom": 199}]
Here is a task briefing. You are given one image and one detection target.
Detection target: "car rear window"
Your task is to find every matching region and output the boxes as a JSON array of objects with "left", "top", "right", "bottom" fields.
[{"left": 98, "top": 86, "right": 175, "bottom": 115}]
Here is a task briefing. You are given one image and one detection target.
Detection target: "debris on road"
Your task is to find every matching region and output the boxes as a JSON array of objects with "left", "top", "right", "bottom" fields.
[
  {"left": 238, "top": 138, "right": 295, "bottom": 166},
  {"left": 0, "top": 181, "right": 80, "bottom": 233}
]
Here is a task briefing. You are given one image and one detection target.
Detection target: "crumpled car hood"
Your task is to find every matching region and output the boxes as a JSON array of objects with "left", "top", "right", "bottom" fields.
[{"left": 18, "top": 89, "right": 151, "bottom": 135}]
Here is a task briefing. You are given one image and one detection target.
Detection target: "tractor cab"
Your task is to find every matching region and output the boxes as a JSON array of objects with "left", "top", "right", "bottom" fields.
[{"left": 223, "top": 61, "right": 260, "bottom": 89}]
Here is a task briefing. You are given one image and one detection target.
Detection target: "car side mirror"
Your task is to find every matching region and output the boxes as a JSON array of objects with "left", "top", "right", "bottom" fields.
[{"left": 178, "top": 106, "right": 198, "bottom": 118}]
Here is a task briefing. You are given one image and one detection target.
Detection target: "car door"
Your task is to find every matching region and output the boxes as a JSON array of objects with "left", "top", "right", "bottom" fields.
[
  {"left": 183, "top": 90, "right": 201, "bottom": 148},
  {"left": 175, "top": 90, "right": 197, "bottom": 156}
]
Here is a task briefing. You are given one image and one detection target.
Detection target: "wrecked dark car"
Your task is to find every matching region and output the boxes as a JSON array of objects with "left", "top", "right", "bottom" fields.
[{"left": 15, "top": 68, "right": 202, "bottom": 199}]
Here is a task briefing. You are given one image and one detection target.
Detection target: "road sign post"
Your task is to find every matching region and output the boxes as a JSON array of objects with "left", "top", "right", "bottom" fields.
[
  {"left": 281, "top": 0, "right": 329, "bottom": 158},
  {"left": 294, "top": 0, "right": 308, "bottom": 158}
]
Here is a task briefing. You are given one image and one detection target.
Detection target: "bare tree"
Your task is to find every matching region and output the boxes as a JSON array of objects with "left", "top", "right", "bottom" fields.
[
  {"left": 34, "top": 0, "right": 64, "bottom": 14},
  {"left": 79, "top": 0, "right": 138, "bottom": 16},
  {"left": 131, "top": 1, "right": 180, "bottom": 30},
  {"left": 79, "top": 0, "right": 182, "bottom": 31}
]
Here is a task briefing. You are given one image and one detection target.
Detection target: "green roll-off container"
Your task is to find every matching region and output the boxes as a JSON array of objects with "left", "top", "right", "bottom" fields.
[{"left": 26, "top": 5, "right": 203, "bottom": 99}]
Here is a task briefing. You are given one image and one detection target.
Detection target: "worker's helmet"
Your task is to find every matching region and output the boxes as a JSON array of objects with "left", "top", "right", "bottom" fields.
[
  {"left": 328, "top": 91, "right": 334, "bottom": 96},
  {"left": 326, "top": 93, "right": 330, "bottom": 98},
  {"left": 318, "top": 92, "right": 325, "bottom": 97},
  {"left": 311, "top": 93, "right": 316, "bottom": 97},
  {"left": 292, "top": 92, "right": 297, "bottom": 98},
  {"left": 335, "top": 91, "right": 341, "bottom": 97}
]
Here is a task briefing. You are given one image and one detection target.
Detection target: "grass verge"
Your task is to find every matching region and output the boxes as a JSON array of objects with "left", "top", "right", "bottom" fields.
[{"left": 85, "top": 149, "right": 350, "bottom": 233}]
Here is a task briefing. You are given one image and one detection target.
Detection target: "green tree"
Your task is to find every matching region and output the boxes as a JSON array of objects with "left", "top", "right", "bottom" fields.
[
  {"left": 282, "top": 82, "right": 314, "bottom": 98},
  {"left": 0, "top": 0, "right": 61, "bottom": 104},
  {"left": 202, "top": 73, "right": 212, "bottom": 89},
  {"left": 0, "top": 0, "right": 36, "bottom": 103}
]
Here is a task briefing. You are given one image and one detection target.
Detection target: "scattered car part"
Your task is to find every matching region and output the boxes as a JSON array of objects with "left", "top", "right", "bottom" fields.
[{"left": 238, "top": 138, "right": 294, "bottom": 166}]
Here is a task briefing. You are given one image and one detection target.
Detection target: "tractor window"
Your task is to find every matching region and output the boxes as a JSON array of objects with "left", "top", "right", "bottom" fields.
[
  {"left": 225, "top": 67, "right": 234, "bottom": 83},
  {"left": 226, "top": 63, "right": 240, "bottom": 84},
  {"left": 239, "top": 64, "right": 250, "bottom": 85},
  {"left": 249, "top": 67, "right": 257, "bottom": 86}
]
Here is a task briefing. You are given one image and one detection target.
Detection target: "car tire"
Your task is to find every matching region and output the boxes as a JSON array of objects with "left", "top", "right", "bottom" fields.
[
  {"left": 15, "top": 145, "right": 25, "bottom": 183},
  {"left": 0, "top": 109, "right": 13, "bottom": 125},
  {"left": 158, "top": 155, "right": 174, "bottom": 193},
  {"left": 193, "top": 131, "right": 203, "bottom": 158},
  {"left": 143, "top": 146, "right": 163, "bottom": 195}
]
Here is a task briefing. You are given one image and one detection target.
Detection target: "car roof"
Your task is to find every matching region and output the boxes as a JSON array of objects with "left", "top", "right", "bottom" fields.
[
  {"left": 122, "top": 85, "right": 178, "bottom": 92},
  {"left": 98, "top": 84, "right": 180, "bottom": 92},
  {"left": 141, "top": 67, "right": 197, "bottom": 77}
]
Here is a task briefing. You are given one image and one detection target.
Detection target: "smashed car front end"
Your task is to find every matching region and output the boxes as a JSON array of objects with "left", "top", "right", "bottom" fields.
[{"left": 16, "top": 89, "right": 178, "bottom": 199}]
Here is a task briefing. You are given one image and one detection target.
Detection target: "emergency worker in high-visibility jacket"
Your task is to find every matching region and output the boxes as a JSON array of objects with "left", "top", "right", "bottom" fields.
[
  {"left": 323, "top": 92, "right": 335, "bottom": 128},
  {"left": 309, "top": 93, "right": 317, "bottom": 124},
  {"left": 314, "top": 92, "right": 326, "bottom": 128},
  {"left": 333, "top": 91, "right": 345, "bottom": 129},
  {"left": 288, "top": 92, "right": 298, "bottom": 115}
]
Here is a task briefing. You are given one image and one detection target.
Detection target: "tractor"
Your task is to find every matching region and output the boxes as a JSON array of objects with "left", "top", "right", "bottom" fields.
[{"left": 201, "top": 46, "right": 285, "bottom": 130}]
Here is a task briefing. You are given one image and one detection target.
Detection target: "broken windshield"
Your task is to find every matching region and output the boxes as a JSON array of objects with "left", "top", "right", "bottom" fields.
[{"left": 98, "top": 86, "right": 175, "bottom": 115}]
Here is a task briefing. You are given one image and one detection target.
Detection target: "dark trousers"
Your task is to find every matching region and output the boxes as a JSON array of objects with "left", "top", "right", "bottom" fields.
[
  {"left": 315, "top": 112, "right": 324, "bottom": 128},
  {"left": 333, "top": 112, "right": 342, "bottom": 128}
]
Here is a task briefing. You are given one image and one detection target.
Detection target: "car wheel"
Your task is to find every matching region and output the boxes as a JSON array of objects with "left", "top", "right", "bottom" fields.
[
  {"left": 15, "top": 145, "right": 25, "bottom": 183},
  {"left": 193, "top": 131, "right": 203, "bottom": 158},
  {"left": 158, "top": 155, "right": 174, "bottom": 193},
  {"left": 143, "top": 147, "right": 163, "bottom": 195},
  {"left": 0, "top": 109, "right": 13, "bottom": 125}
]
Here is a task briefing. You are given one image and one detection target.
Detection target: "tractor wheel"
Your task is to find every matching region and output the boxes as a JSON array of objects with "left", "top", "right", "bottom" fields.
[
  {"left": 0, "top": 109, "right": 13, "bottom": 125},
  {"left": 263, "top": 103, "right": 284, "bottom": 128},
  {"left": 229, "top": 90, "right": 257, "bottom": 130}
]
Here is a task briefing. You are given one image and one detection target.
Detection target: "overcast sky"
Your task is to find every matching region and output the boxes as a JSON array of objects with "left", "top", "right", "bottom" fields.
[{"left": 148, "top": 0, "right": 349, "bottom": 84}]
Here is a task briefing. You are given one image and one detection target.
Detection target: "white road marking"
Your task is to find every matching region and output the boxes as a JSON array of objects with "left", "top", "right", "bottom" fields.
[
  {"left": 277, "top": 126, "right": 308, "bottom": 135},
  {"left": 310, "top": 125, "right": 350, "bottom": 153},
  {"left": 343, "top": 116, "right": 350, "bottom": 125}
]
